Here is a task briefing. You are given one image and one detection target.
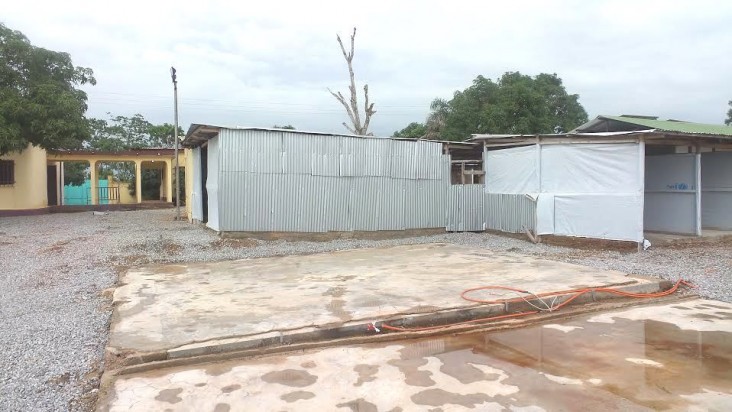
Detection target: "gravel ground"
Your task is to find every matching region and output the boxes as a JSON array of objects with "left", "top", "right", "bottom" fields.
[{"left": 1, "top": 209, "right": 730, "bottom": 411}]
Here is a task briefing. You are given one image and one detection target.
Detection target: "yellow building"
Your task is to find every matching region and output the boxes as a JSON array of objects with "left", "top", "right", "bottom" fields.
[
  {"left": 0, "top": 145, "right": 49, "bottom": 214},
  {"left": 0, "top": 144, "right": 188, "bottom": 216}
]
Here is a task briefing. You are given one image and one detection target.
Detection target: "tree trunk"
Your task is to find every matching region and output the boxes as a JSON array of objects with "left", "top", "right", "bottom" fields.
[{"left": 329, "top": 27, "right": 376, "bottom": 136}]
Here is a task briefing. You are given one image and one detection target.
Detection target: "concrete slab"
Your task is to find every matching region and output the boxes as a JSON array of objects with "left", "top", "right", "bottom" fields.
[
  {"left": 102, "top": 298, "right": 732, "bottom": 411},
  {"left": 110, "top": 243, "right": 653, "bottom": 359},
  {"left": 645, "top": 229, "right": 732, "bottom": 245}
]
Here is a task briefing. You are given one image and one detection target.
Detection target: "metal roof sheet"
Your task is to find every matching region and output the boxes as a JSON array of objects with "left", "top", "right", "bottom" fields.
[
  {"left": 182, "top": 123, "right": 479, "bottom": 148},
  {"left": 576, "top": 115, "right": 732, "bottom": 137},
  {"left": 468, "top": 131, "right": 645, "bottom": 141}
]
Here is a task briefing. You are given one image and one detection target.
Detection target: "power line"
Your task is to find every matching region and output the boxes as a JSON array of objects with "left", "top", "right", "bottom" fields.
[
  {"left": 87, "top": 90, "right": 431, "bottom": 109},
  {"left": 87, "top": 100, "right": 427, "bottom": 116}
]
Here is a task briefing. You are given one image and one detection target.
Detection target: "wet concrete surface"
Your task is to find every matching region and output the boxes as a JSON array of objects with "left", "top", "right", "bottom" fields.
[
  {"left": 103, "top": 298, "right": 732, "bottom": 411},
  {"left": 109, "top": 243, "right": 647, "bottom": 356}
]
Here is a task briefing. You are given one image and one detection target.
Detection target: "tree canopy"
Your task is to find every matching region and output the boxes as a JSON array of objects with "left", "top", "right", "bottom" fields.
[
  {"left": 272, "top": 124, "right": 296, "bottom": 130},
  {"left": 393, "top": 122, "right": 427, "bottom": 138},
  {"left": 0, "top": 23, "right": 95, "bottom": 155},
  {"left": 64, "top": 114, "right": 183, "bottom": 186},
  {"left": 726, "top": 101, "right": 731, "bottom": 126},
  {"left": 395, "top": 72, "right": 588, "bottom": 141},
  {"left": 86, "top": 113, "right": 182, "bottom": 150}
]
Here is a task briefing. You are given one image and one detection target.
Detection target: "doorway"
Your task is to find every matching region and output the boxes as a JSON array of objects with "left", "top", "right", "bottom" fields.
[{"left": 46, "top": 165, "right": 58, "bottom": 206}]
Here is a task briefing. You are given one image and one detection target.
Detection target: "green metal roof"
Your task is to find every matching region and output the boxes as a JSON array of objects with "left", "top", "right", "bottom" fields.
[{"left": 599, "top": 115, "right": 732, "bottom": 136}]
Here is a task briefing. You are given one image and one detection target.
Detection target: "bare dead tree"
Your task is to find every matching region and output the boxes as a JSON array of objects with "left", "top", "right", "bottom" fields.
[{"left": 328, "top": 27, "right": 375, "bottom": 136}]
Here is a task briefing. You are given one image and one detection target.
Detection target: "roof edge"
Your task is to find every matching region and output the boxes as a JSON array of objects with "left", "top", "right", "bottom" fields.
[{"left": 181, "top": 124, "right": 479, "bottom": 148}]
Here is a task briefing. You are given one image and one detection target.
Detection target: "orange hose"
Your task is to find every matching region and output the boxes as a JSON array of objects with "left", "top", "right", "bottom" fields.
[{"left": 379, "top": 279, "right": 693, "bottom": 333}]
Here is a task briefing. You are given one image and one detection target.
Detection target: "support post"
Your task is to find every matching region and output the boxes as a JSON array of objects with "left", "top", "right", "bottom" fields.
[
  {"left": 638, "top": 138, "right": 646, "bottom": 251},
  {"left": 89, "top": 160, "right": 98, "bottom": 205},
  {"left": 165, "top": 160, "right": 173, "bottom": 202},
  {"left": 135, "top": 160, "right": 143, "bottom": 204},
  {"left": 695, "top": 148, "right": 702, "bottom": 236},
  {"left": 59, "top": 162, "right": 64, "bottom": 206},
  {"left": 171, "top": 66, "right": 180, "bottom": 220}
]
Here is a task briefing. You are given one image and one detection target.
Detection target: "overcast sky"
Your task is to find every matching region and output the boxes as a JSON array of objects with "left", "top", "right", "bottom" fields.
[{"left": 5, "top": 0, "right": 732, "bottom": 136}]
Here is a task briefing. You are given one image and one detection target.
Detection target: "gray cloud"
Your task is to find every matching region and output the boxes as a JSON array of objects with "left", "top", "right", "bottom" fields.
[{"left": 4, "top": 0, "right": 732, "bottom": 137}]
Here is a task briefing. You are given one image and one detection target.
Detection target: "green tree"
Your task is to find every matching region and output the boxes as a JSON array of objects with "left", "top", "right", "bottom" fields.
[
  {"left": 148, "top": 123, "right": 182, "bottom": 147},
  {"left": 87, "top": 114, "right": 183, "bottom": 150},
  {"left": 272, "top": 124, "right": 296, "bottom": 130},
  {"left": 63, "top": 162, "right": 88, "bottom": 186},
  {"left": 86, "top": 118, "right": 126, "bottom": 151},
  {"left": 83, "top": 113, "right": 184, "bottom": 199},
  {"left": 0, "top": 23, "right": 95, "bottom": 155},
  {"left": 393, "top": 122, "right": 427, "bottom": 138},
  {"left": 726, "top": 101, "right": 732, "bottom": 126},
  {"left": 396, "top": 72, "right": 588, "bottom": 141}
]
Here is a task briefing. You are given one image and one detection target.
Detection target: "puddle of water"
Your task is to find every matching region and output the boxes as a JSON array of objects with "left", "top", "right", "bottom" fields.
[
  {"left": 391, "top": 315, "right": 732, "bottom": 410},
  {"left": 110, "top": 304, "right": 732, "bottom": 411}
]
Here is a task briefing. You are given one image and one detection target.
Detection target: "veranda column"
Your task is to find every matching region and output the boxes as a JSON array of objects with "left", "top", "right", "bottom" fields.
[
  {"left": 89, "top": 160, "right": 98, "bottom": 205},
  {"left": 695, "top": 150, "right": 702, "bottom": 236},
  {"left": 165, "top": 160, "right": 173, "bottom": 202},
  {"left": 135, "top": 160, "right": 143, "bottom": 204}
]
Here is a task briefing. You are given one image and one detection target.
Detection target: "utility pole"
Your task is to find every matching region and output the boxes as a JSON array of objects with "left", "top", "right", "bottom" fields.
[{"left": 170, "top": 66, "right": 180, "bottom": 220}]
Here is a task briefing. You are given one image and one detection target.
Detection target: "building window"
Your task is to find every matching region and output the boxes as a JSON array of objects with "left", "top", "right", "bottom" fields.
[{"left": 0, "top": 160, "right": 15, "bottom": 185}]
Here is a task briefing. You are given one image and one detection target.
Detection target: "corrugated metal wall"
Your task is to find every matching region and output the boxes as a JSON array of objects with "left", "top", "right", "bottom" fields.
[
  {"left": 446, "top": 186, "right": 536, "bottom": 232},
  {"left": 446, "top": 185, "right": 485, "bottom": 231},
  {"left": 483, "top": 193, "right": 536, "bottom": 233},
  {"left": 216, "top": 129, "right": 451, "bottom": 232}
]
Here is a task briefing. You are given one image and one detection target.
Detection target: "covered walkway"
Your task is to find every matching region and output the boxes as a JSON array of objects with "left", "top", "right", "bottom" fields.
[{"left": 46, "top": 149, "right": 185, "bottom": 206}]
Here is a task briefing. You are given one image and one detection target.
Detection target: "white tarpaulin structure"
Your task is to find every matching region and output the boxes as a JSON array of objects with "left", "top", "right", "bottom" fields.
[
  {"left": 644, "top": 154, "right": 699, "bottom": 235},
  {"left": 485, "top": 142, "right": 645, "bottom": 242},
  {"left": 702, "top": 152, "right": 732, "bottom": 230}
]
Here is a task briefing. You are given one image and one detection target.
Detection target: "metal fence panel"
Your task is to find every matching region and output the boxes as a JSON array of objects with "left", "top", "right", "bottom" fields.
[
  {"left": 483, "top": 193, "right": 536, "bottom": 233},
  {"left": 217, "top": 130, "right": 457, "bottom": 232},
  {"left": 282, "top": 134, "right": 312, "bottom": 175},
  {"left": 446, "top": 185, "right": 484, "bottom": 231},
  {"left": 311, "top": 134, "right": 340, "bottom": 177},
  {"left": 445, "top": 188, "right": 536, "bottom": 233},
  {"left": 404, "top": 179, "right": 448, "bottom": 229},
  {"left": 219, "top": 129, "right": 283, "bottom": 174}
]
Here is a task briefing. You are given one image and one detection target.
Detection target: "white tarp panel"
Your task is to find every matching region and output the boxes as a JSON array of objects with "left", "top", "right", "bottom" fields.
[
  {"left": 191, "top": 147, "right": 203, "bottom": 222},
  {"left": 536, "top": 194, "right": 555, "bottom": 235},
  {"left": 484, "top": 145, "right": 538, "bottom": 194},
  {"left": 541, "top": 143, "right": 642, "bottom": 193},
  {"left": 484, "top": 142, "right": 644, "bottom": 242},
  {"left": 701, "top": 152, "right": 732, "bottom": 188},
  {"left": 702, "top": 193, "right": 732, "bottom": 230},
  {"left": 206, "top": 136, "right": 220, "bottom": 231},
  {"left": 644, "top": 154, "right": 697, "bottom": 234},
  {"left": 553, "top": 194, "right": 643, "bottom": 241},
  {"left": 702, "top": 152, "right": 732, "bottom": 229},
  {"left": 644, "top": 192, "right": 696, "bottom": 234},
  {"left": 646, "top": 154, "right": 696, "bottom": 191}
]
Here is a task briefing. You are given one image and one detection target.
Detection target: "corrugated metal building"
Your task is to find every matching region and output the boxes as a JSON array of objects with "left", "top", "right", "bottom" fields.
[
  {"left": 471, "top": 115, "right": 732, "bottom": 243},
  {"left": 181, "top": 116, "right": 732, "bottom": 243},
  {"left": 182, "top": 125, "right": 486, "bottom": 234}
]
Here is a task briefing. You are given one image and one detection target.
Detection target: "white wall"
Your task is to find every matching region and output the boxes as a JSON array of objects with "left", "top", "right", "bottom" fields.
[
  {"left": 485, "top": 143, "right": 644, "bottom": 242},
  {"left": 702, "top": 152, "right": 732, "bottom": 230},
  {"left": 206, "top": 137, "right": 220, "bottom": 231},
  {"left": 191, "top": 147, "right": 203, "bottom": 222},
  {"left": 644, "top": 154, "right": 698, "bottom": 234},
  {"left": 484, "top": 145, "right": 538, "bottom": 194}
]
